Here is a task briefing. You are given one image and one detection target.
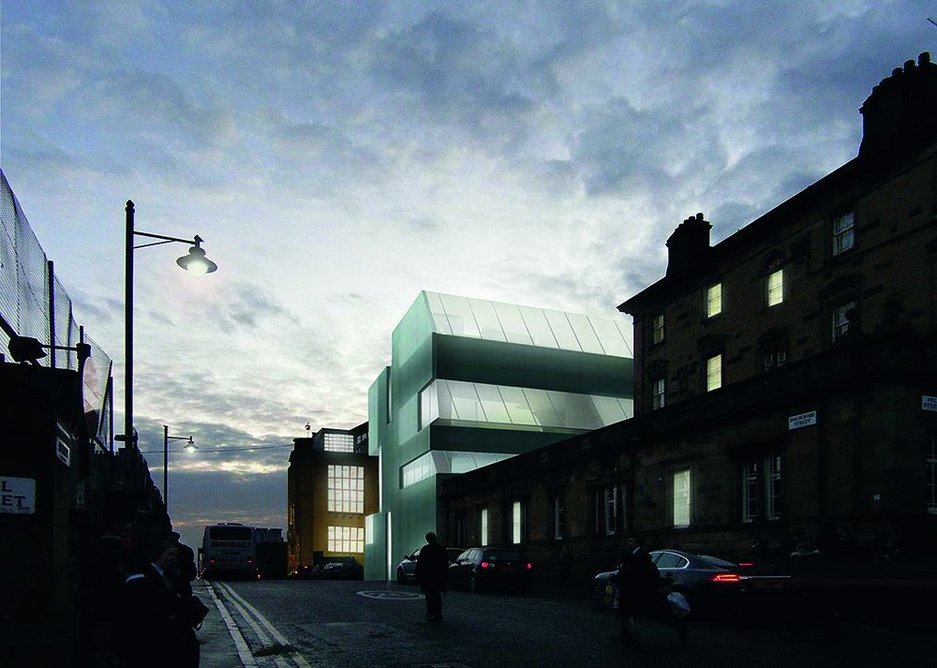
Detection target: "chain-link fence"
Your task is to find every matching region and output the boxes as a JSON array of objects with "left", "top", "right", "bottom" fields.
[{"left": 1, "top": 169, "right": 113, "bottom": 444}]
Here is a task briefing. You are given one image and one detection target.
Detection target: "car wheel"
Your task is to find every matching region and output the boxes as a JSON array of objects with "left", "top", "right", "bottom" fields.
[
  {"left": 396, "top": 569, "right": 405, "bottom": 584},
  {"left": 469, "top": 574, "right": 479, "bottom": 592},
  {"left": 672, "top": 587, "right": 693, "bottom": 618}
]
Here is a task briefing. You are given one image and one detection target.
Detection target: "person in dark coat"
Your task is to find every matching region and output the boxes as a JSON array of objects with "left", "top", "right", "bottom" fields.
[
  {"left": 115, "top": 539, "right": 200, "bottom": 667},
  {"left": 615, "top": 537, "right": 687, "bottom": 644},
  {"left": 415, "top": 531, "right": 449, "bottom": 621}
]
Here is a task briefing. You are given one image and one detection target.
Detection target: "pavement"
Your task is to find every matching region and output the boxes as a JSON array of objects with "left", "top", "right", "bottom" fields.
[{"left": 193, "top": 579, "right": 246, "bottom": 667}]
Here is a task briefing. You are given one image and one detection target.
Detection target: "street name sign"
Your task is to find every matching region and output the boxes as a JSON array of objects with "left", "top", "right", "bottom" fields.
[{"left": 0, "top": 476, "right": 36, "bottom": 514}]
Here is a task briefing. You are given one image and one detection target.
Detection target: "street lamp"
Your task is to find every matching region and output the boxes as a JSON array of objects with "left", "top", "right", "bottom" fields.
[
  {"left": 124, "top": 200, "right": 217, "bottom": 450},
  {"left": 163, "top": 425, "right": 197, "bottom": 514}
]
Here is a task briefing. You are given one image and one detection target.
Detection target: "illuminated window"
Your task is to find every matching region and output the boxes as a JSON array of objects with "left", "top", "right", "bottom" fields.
[
  {"left": 706, "top": 354, "right": 722, "bottom": 392},
  {"left": 767, "top": 269, "right": 784, "bottom": 307},
  {"left": 706, "top": 283, "right": 722, "bottom": 318},
  {"left": 652, "top": 314, "right": 664, "bottom": 344},
  {"left": 652, "top": 377, "right": 665, "bottom": 410},
  {"left": 327, "top": 526, "right": 364, "bottom": 553},
  {"left": 327, "top": 465, "right": 364, "bottom": 513},
  {"left": 673, "top": 470, "right": 691, "bottom": 528},
  {"left": 479, "top": 507, "right": 489, "bottom": 546},
  {"left": 832, "top": 211, "right": 855, "bottom": 255},
  {"left": 511, "top": 501, "right": 524, "bottom": 544},
  {"left": 323, "top": 432, "right": 354, "bottom": 453}
]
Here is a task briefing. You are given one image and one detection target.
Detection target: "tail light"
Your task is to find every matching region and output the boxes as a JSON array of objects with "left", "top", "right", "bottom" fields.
[
  {"left": 738, "top": 562, "right": 754, "bottom": 567},
  {"left": 481, "top": 561, "right": 490, "bottom": 569},
  {"left": 526, "top": 563, "right": 533, "bottom": 570},
  {"left": 711, "top": 573, "right": 741, "bottom": 583}
]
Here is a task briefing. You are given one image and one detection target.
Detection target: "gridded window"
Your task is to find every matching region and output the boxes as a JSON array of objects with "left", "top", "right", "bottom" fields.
[
  {"left": 323, "top": 432, "right": 354, "bottom": 452},
  {"left": 927, "top": 435, "right": 937, "bottom": 515},
  {"left": 706, "top": 283, "right": 722, "bottom": 318},
  {"left": 673, "top": 470, "right": 691, "bottom": 528},
  {"left": 512, "top": 501, "right": 524, "bottom": 544},
  {"left": 763, "top": 349, "right": 787, "bottom": 372},
  {"left": 327, "top": 465, "right": 365, "bottom": 513},
  {"left": 652, "top": 314, "right": 665, "bottom": 344},
  {"left": 652, "top": 377, "right": 666, "bottom": 410},
  {"left": 766, "top": 456, "right": 782, "bottom": 520},
  {"left": 479, "top": 508, "right": 489, "bottom": 546},
  {"left": 832, "top": 211, "right": 855, "bottom": 256},
  {"left": 553, "top": 495, "right": 566, "bottom": 540},
  {"left": 706, "top": 354, "right": 722, "bottom": 392},
  {"left": 742, "top": 461, "right": 759, "bottom": 522},
  {"left": 741, "top": 455, "right": 782, "bottom": 522},
  {"left": 767, "top": 269, "right": 784, "bottom": 307},
  {"left": 604, "top": 485, "right": 618, "bottom": 535},
  {"left": 327, "top": 526, "right": 364, "bottom": 553},
  {"left": 832, "top": 301, "right": 856, "bottom": 341}
]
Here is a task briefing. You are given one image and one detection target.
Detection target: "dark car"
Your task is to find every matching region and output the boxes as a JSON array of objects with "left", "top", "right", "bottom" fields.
[
  {"left": 592, "top": 549, "right": 793, "bottom": 617},
  {"left": 292, "top": 556, "right": 363, "bottom": 580},
  {"left": 396, "top": 547, "right": 463, "bottom": 583},
  {"left": 448, "top": 547, "right": 532, "bottom": 593}
]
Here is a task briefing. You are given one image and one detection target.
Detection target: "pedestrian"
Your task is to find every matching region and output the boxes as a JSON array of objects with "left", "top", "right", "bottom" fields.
[
  {"left": 615, "top": 537, "right": 687, "bottom": 644},
  {"left": 415, "top": 531, "right": 449, "bottom": 621},
  {"left": 114, "top": 538, "right": 200, "bottom": 667},
  {"left": 559, "top": 541, "right": 573, "bottom": 585}
]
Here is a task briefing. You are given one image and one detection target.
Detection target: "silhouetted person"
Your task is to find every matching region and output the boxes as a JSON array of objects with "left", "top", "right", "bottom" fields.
[
  {"left": 415, "top": 531, "right": 448, "bottom": 621},
  {"left": 615, "top": 537, "right": 687, "bottom": 644},
  {"left": 115, "top": 539, "right": 199, "bottom": 667},
  {"left": 559, "top": 541, "right": 573, "bottom": 585}
]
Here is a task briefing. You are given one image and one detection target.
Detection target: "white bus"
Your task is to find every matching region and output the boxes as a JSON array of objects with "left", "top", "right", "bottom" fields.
[{"left": 200, "top": 523, "right": 256, "bottom": 580}]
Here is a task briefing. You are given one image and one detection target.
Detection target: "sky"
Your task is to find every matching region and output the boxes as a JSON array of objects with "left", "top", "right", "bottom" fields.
[{"left": 2, "top": 1, "right": 934, "bottom": 551}]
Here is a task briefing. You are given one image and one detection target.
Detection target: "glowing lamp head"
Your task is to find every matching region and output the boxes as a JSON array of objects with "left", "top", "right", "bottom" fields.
[{"left": 176, "top": 236, "right": 218, "bottom": 276}]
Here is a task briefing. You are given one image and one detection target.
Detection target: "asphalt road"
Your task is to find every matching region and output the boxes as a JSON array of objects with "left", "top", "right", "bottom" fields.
[{"left": 209, "top": 579, "right": 933, "bottom": 668}]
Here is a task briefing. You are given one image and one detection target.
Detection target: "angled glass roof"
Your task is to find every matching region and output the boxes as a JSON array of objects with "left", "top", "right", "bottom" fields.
[{"left": 424, "top": 291, "right": 632, "bottom": 357}]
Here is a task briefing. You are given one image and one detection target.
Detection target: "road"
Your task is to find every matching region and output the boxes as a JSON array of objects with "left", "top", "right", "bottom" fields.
[{"left": 205, "top": 579, "right": 932, "bottom": 668}]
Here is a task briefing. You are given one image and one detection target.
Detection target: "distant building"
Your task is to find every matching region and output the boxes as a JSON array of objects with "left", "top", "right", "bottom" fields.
[
  {"left": 366, "top": 291, "right": 634, "bottom": 580},
  {"left": 441, "top": 53, "right": 937, "bottom": 574},
  {"left": 286, "top": 423, "right": 377, "bottom": 573}
]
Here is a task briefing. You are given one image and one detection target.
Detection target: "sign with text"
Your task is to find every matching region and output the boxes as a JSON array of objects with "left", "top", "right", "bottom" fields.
[
  {"left": 0, "top": 476, "right": 36, "bottom": 514},
  {"left": 788, "top": 411, "right": 817, "bottom": 430},
  {"left": 923, "top": 395, "right": 937, "bottom": 412}
]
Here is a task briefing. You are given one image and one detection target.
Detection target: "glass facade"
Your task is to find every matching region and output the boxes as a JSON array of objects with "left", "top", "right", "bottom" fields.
[
  {"left": 324, "top": 432, "right": 355, "bottom": 452},
  {"left": 366, "top": 291, "right": 634, "bottom": 581},
  {"left": 327, "top": 465, "right": 365, "bottom": 513},
  {"left": 420, "top": 379, "right": 632, "bottom": 431}
]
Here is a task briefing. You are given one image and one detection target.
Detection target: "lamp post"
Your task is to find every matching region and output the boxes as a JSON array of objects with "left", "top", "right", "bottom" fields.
[
  {"left": 163, "top": 425, "right": 197, "bottom": 513},
  {"left": 124, "top": 200, "right": 217, "bottom": 450}
]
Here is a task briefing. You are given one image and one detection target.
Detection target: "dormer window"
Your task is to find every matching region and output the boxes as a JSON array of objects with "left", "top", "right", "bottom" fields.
[
  {"left": 832, "top": 211, "right": 855, "bottom": 256},
  {"left": 706, "top": 283, "right": 722, "bottom": 318}
]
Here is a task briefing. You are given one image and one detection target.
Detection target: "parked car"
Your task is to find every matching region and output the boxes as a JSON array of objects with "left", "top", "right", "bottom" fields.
[
  {"left": 592, "top": 549, "right": 795, "bottom": 617},
  {"left": 291, "top": 556, "right": 363, "bottom": 580},
  {"left": 397, "top": 547, "right": 463, "bottom": 583},
  {"left": 448, "top": 547, "right": 532, "bottom": 593}
]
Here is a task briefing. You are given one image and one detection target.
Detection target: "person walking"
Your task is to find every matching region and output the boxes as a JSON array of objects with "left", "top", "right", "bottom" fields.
[
  {"left": 615, "top": 537, "right": 687, "bottom": 644},
  {"left": 415, "top": 531, "right": 449, "bottom": 621}
]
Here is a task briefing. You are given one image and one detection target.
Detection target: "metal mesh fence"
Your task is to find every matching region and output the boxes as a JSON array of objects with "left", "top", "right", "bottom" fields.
[{"left": 0, "top": 169, "right": 113, "bottom": 442}]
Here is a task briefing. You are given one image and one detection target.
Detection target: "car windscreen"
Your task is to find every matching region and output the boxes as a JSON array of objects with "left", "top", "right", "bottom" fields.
[{"left": 483, "top": 550, "right": 521, "bottom": 562}]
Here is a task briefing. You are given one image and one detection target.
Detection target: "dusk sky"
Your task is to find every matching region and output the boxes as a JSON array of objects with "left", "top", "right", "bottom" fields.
[{"left": 2, "top": 1, "right": 934, "bottom": 550}]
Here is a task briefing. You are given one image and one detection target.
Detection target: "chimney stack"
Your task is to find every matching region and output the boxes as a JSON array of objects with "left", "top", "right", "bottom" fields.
[
  {"left": 859, "top": 52, "right": 937, "bottom": 159},
  {"left": 666, "top": 212, "right": 711, "bottom": 277}
]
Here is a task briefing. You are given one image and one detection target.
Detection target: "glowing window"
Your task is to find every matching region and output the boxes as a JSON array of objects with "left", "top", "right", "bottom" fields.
[{"left": 327, "top": 465, "right": 364, "bottom": 513}]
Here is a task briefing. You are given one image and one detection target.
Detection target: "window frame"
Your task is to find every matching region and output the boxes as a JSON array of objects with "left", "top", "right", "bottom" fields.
[
  {"left": 673, "top": 469, "right": 691, "bottom": 528},
  {"left": 705, "top": 353, "right": 722, "bottom": 392},
  {"left": 705, "top": 282, "right": 723, "bottom": 319},
  {"left": 927, "top": 434, "right": 937, "bottom": 515},
  {"left": 832, "top": 210, "right": 855, "bottom": 256},
  {"left": 831, "top": 300, "right": 857, "bottom": 341},
  {"left": 767, "top": 268, "right": 784, "bottom": 307},
  {"left": 652, "top": 376, "right": 666, "bottom": 410},
  {"left": 511, "top": 500, "right": 525, "bottom": 544},
  {"left": 479, "top": 507, "right": 489, "bottom": 546},
  {"left": 553, "top": 494, "right": 566, "bottom": 540},
  {"left": 651, "top": 313, "right": 665, "bottom": 345}
]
